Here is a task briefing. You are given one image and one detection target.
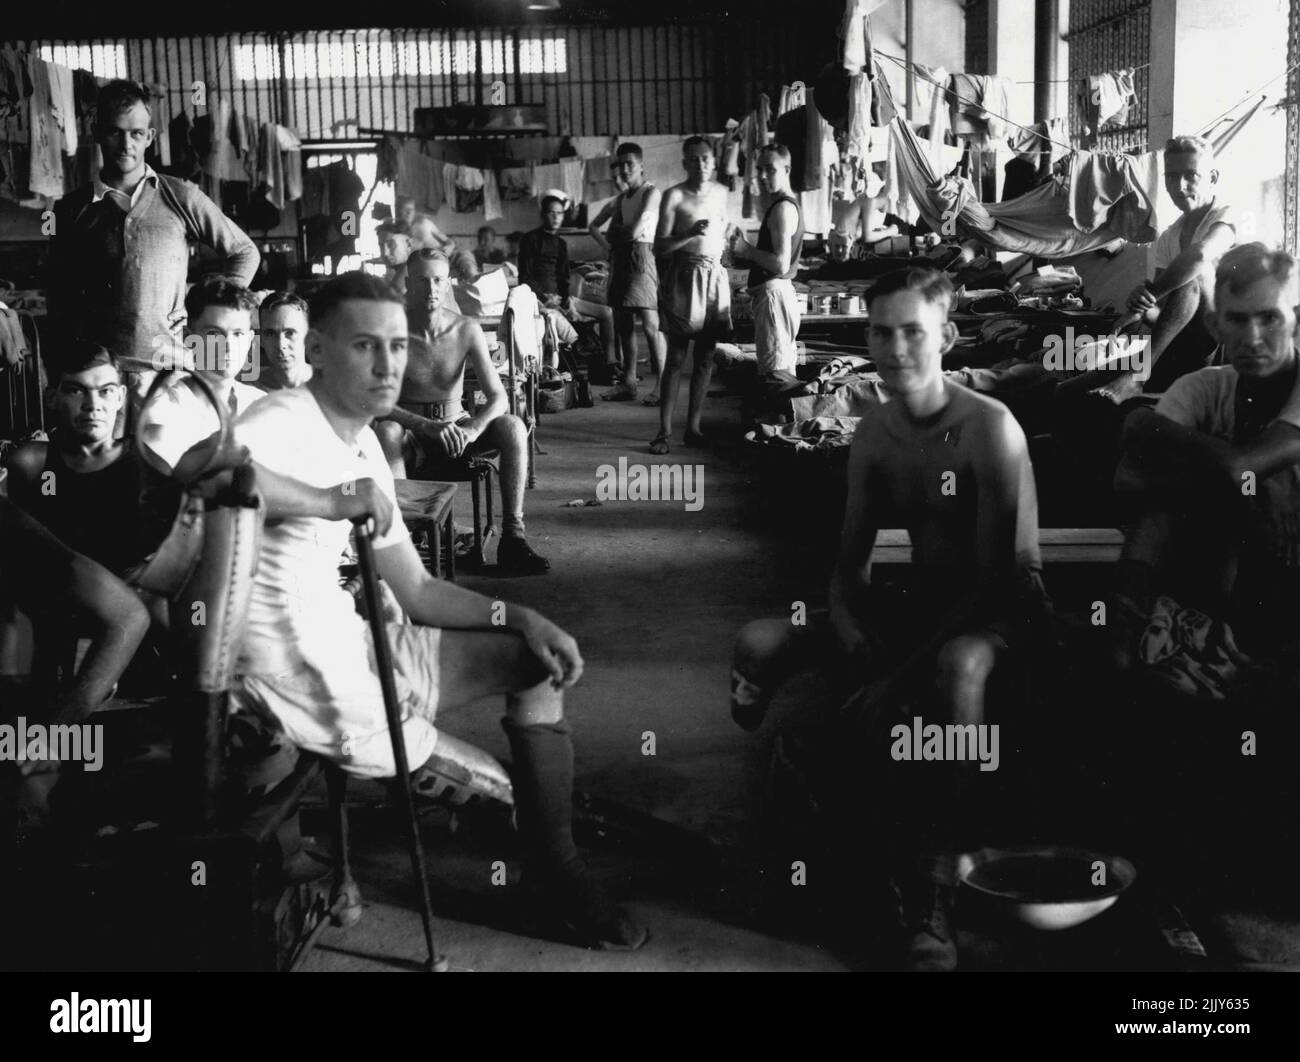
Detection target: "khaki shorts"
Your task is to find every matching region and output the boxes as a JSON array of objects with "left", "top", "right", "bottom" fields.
[{"left": 750, "top": 278, "right": 801, "bottom": 376}]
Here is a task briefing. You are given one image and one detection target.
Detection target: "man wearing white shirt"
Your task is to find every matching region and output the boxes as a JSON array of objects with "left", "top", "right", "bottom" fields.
[
  {"left": 1111, "top": 243, "right": 1300, "bottom": 692},
  {"left": 231, "top": 272, "right": 645, "bottom": 950}
]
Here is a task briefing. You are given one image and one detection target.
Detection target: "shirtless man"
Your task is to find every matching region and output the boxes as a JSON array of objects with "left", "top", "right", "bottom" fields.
[
  {"left": 373, "top": 250, "right": 550, "bottom": 575},
  {"left": 377, "top": 222, "right": 413, "bottom": 297},
  {"left": 256, "top": 291, "right": 313, "bottom": 391},
  {"left": 650, "top": 136, "right": 734, "bottom": 454},
  {"left": 395, "top": 195, "right": 455, "bottom": 255},
  {"left": 589, "top": 142, "right": 667, "bottom": 404},
  {"left": 730, "top": 267, "right": 1049, "bottom": 971}
]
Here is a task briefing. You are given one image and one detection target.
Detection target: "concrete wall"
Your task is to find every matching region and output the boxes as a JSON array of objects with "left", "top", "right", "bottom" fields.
[
  {"left": 873, "top": 0, "right": 968, "bottom": 122},
  {"left": 1148, "top": 0, "right": 1288, "bottom": 254}
]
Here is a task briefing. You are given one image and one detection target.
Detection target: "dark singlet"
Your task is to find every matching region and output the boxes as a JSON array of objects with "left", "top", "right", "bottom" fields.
[
  {"left": 23, "top": 443, "right": 146, "bottom": 576},
  {"left": 747, "top": 193, "right": 804, "bottom": 288}
]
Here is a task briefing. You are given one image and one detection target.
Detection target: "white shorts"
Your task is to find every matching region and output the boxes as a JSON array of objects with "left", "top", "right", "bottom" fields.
[
  {"left": 751, "top": 279, "right": 801, "bottom": 376},
  {"left": 233, "top": 623, "right": 443, "bottom": 780}
]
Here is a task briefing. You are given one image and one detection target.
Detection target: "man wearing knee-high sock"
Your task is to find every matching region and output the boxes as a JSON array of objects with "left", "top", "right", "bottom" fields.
[{"left": 231, "top": 272, "right": 643, "bottom": 949}]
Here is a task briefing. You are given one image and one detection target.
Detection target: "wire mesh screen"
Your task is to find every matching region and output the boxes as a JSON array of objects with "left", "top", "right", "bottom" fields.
[
  {"left": 25, "top": 25, "right": 765, "bottom": 141},
  {"left": 1287, "top": 0, "right": 1300, "bottom": 256},
  {"left": 1066, "top": 0, "right": 1151, "bottom": 153}
]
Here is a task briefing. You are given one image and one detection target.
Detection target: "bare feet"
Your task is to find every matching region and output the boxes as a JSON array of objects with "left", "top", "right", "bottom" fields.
[{"left": 1091, "top": 371, "right": 1145, "bottom": 406}]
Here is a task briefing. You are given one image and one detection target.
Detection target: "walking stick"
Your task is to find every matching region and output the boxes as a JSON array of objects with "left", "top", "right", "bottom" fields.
[{"left": 354, "top": 516, "right": 449, "bottom": 972}]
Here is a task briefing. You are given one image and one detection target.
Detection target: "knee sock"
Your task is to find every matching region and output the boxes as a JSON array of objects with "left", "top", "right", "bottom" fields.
[
  {"left": 502, "top": 514, "right": 525, "bottom": 539},
  {"left": 501, "top": 716, "right": 582, "bottom": 879}
]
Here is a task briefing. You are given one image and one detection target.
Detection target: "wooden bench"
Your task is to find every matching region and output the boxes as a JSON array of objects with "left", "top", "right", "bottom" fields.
[
  {"left": 395, "top": 480, "right": 458, "bottom": 580},
  {"left": 871, "top": 527, "right": 1124, "bottom": 565}
]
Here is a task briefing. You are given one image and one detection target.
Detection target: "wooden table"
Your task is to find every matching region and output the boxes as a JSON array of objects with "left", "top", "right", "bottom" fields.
[{"left": 395, "top": 479, "right": 458, "bottom": 580}]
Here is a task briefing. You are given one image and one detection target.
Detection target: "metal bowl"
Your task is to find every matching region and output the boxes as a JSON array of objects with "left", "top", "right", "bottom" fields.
[{"left": 957, "top": 845, "right": 1137, "bottom": 931}]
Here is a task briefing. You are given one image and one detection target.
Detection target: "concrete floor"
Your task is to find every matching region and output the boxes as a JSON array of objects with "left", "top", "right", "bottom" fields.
[{"left": 303, "top": 377, "right": 852, "bottom": 972}]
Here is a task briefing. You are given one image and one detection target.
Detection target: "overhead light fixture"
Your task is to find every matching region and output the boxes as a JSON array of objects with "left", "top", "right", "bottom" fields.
[{"left": 526, "top": 0, "right": 560, "bottom": 10}]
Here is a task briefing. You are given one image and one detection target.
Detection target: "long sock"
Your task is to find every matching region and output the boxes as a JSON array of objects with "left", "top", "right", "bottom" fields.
[
  {"left": 502, "top": 513, "right": 525, "bottom": 539},
  {"left": 501, "top": 716, "right": 582, "bottom": 879}
]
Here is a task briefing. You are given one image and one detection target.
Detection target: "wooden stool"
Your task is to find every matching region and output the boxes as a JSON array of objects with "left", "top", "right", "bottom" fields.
[{"left": 395, "top": 480, "right": 458, "bottom": 580}]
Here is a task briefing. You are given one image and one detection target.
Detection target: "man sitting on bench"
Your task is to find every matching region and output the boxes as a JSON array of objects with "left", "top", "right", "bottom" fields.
[
  {"left": 232, "top": 272, "right": 643, "bottom": 949},
  {"left": 1110, "top": 242, "right": 1300, "bottom": 697},
  {"left": 729, "top": 266, "right": 1050, "bottom": 971},
  {"left": 374, "top": 250, "right": 550, "bottom": 575}
]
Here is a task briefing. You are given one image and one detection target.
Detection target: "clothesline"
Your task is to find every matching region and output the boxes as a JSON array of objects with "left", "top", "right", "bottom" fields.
[
  {"left": 876, "top": 49, "right": 1296, "bottom": 160},
  {"left": 1012, "top": 63, "right": 1150, "bottom": 85},
  {"left": 875, "top": 50, "right": 1079, "bottom": 154}
]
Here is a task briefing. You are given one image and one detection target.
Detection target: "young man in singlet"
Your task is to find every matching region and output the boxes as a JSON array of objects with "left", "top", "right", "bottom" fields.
[
  {"left": 730, "top": 267, "right": 1050, "bottom": 971},
  {"left": 731, "top": 142, "right": 804, "bottom": 396},
  {"left": 6, "top": 342, "right": 149, "bottom": 578},
  {"left": 589, "top": 142, "right": 668, "bottom": 404}
]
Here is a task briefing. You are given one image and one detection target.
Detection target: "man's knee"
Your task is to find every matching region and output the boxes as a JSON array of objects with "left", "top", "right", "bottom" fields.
[
  {"left": 735, "top": 618, "right": 795, "bottom": 674},
  {"left": 373, "top": 419, "right": 405, "bottom": 455},
  {"left": 486, "top": 413, "right": 527, "bottom": 452},
  {"left": 935, "top": 634, "right": 998, "bottom": 693}
]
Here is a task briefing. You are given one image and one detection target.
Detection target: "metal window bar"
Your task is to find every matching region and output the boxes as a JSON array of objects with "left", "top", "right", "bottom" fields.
[{"left": 1067, "top": 0, "right": 1151, "bottom": 154}]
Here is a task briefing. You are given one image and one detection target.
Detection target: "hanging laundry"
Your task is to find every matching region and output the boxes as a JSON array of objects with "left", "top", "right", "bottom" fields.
[
  {"left": 0, "top": 304, "right": 30, "bottom": 369},
  {"left": 805, "top": 88, "right": 827, "bottom": 192},
  {"left": 558, "top": 157, "right": 585, "bottom": 206},
  {"left": 839, "top": 0, "right": 890, "bottom": 75},
  {"left": 1067, "top": 150, "right": 1159, "bottom": 241},
  {"left": 500, "top": 165, "right": 535, "bottom": 201},
  {"left": 326, "top": 160, "right": 364, "bottom": 257},
  {"left": 46, "top": 61, "right": 76, "bottom": 157},
  {"left": 446, "top": 164, "right": 484, "bottom": 213},
  {"left": 845, "top": 72, "right": 872, "bottom": 160},
  {"left": 778, "top": 82, "right": 806, "bottom": 118},
  {"left": 949, "top": 73, "right": 1012, "bottom": 147},
  {"left": 1084, "top": 69, "right": 1137, "bottom": 134},
  {"left": 27, "top": 55, "right": 65, "bottom": 199},
  {"left": 396, "top": 142, "right": 444, "bottom": 214},
  {"left": 279, "top": 125, "right": 303, "bottom": 202},
  {"left": 913, "top": 63, "right": 950, "bottom": 143},
  {"left": 482, "top": 168, "right": 503, "bottom": 221},
  {"left": 584, "top": 154, "right": 616, "bottom": 198},
  {"left": 0, "top": 43, "right": 32, "bottom": 119}
]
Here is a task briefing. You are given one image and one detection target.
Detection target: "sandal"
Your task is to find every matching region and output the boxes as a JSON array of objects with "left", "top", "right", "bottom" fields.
[
  {"left": 683, "top": 429, "right": 710, "bottom": 447},
  {"left": 600, "top": 383, "right": 637, "bottom": 402},
  {"left": 648, "top": 432, "right": 671, "bottom": 455},
  {"left": 640, "top": 392, "right": 660, "bottom": 406}
]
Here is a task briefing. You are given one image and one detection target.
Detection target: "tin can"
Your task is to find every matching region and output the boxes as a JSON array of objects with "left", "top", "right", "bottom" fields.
[
  {"left": 838, "top": 294, "right": 861, "bottom": 315},
  {"left": 795, "top": 292, "right": 809, "bottom": 314},
  {"left": 816, "top": 295, "right": 833, "bottom": 315}
]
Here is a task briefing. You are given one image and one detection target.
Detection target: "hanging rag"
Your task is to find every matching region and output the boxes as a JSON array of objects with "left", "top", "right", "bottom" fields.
[
  {"left": 278, "top": 125, "right": 303, "bottom": 201},
  {"left": 913, "top": 63, "right": 951, "bottom": 142},
  {"left": 839, "top": 0, "right": 890, "bottom": 75},
  {"left": 0, "top": 304, "right": 30, "bottom": 368},
  {"left": 778, "top": 82, "right": 806, "bottom": 117},
  {"left": 804, "top": 89, "right": 827, "bottom": 194},
  {"left": 46, "top": 61, "right": 77, "bottom": 157},
  {"left": 27, "top": 56, "right": 65, "bottom": 198},
  {"left": 1085, "top": 69, "right": 1137, "bottom": 134},
  {"left": 1067, "top": 150, "right": 1159, "bottom": 239},
  {"left": 482, "top": 168, "right": 503, "bottom": 221},
  {"left": 558, "top": 157, "right": 585, "bottom": 205},
  {"left": 846, "top": 72, "right": 872, "bottom": 161},
  {"left": 949, "top": 73, "right": 1012, "bottom": 147},
  {"left": 500, "top": 165, "right": 535, "bottom": 201}
]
